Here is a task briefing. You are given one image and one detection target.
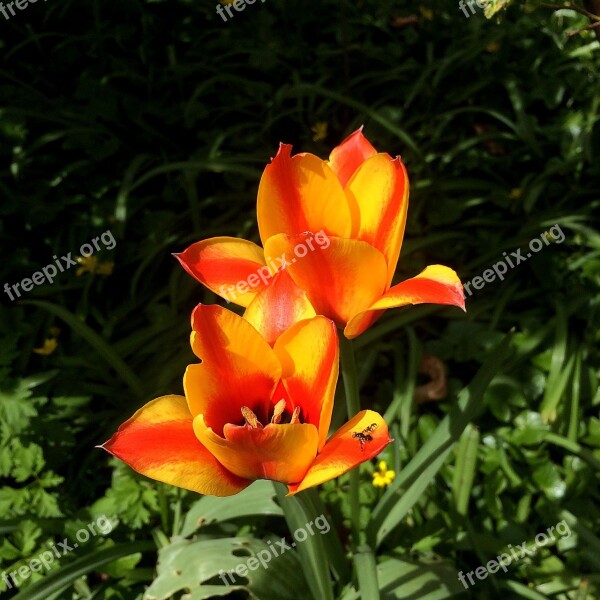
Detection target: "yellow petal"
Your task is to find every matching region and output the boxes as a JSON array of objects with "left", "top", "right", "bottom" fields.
[
  {"left": 344, "top": 265, "right": 465, "bottom": 338},
  {"left": 257, "top": 145, "right": 353, "bottom": 245},
  {"left": 273, "top": 316, "right": 338, "bottom": 450},
  {"left": 288, "top": 410, "right": 391, "bottom": 495},
  {"left": 33, "top": 338, "right": 58, "bottom": 356},
  {"left": 101, "top": 395, "right": 250, "bottom": 496},
  {"left": 244, "top": 269, "right": 316, "bottom": 346},
  {"left": 264, "top": 234, "right": 388, "bottom": 327},
  {"left": 175, "top": 237, "right": 267, "bottom": 308},
  {"left": 346, "top": 154, "right": 409, "bottom": 286},
  {"left": 193, "top": 414, "right": 319, "bottom": 483},
  {"left": 184, "top": 305, "right": 281, "bottom": 434},
  {"left": 327, "top": 128, "right": 377, "bottom": 187}
]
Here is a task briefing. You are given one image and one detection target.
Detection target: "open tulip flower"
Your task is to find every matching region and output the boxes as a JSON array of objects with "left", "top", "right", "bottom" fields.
[
  {"left": 101, "top": 304, "right": 391, "bottom": 496},
  {"left": 175, "top": 128, "right": 465, "bottom": 339}
]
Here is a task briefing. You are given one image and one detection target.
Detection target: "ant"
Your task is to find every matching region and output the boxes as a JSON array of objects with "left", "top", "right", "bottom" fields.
[{"left": 352, "top": 423, "right": 378, "bottom": 451}]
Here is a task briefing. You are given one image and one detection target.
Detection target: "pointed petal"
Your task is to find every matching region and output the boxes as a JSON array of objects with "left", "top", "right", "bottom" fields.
[
  {"left": 257, "top": 145, "right": 353, "bottom": 245},
  {"left": 264, "top": 233, "right": 388, "bottom": 327},
  {"left": 345, "top": 265, "right": 466, "bottom": 338},
  {"left": 175, "top": 237, "right": 267, "bottom": 308},
  {"left": 346, "top": 154, "right": 409, "bottom": 285},
  {"left": 273, "top": 316, "right": 338, "bottom": 451},
  {"left": 327, "top": 128, "right": 378, "bottom": 187},
  {"left": 287, "top": 410, "right": 391, "bottom": 495},
  {"left": 244, "top": 269, "right": 316, "bottom": 346},
  {"left": 100, "top": 395, "right": 250, "bottom": 496},
  {"left": 193, "top": 414, "right": 319, "bottom": 483},
  {"left": 184, "top": 305, "right": 281, "bottom": 434}
]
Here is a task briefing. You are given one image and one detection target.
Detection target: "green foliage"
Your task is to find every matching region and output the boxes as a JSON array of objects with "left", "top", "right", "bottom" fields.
[{"left": 146, "top": 537, "right": 306, "bottom": 600}]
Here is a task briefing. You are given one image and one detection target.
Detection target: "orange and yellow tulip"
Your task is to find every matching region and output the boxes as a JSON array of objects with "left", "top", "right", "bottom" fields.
[
  {"left": 101, "top": 305, "right": 390, "bottom": 496},
  {"left": 176, "top": 128, "right": 465, "bottom": 338}
]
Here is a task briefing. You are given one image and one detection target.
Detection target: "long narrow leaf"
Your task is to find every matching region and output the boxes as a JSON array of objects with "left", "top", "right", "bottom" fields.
[
  {"left": 368, "top": 333, "right": 512, "bottom": 547},
  {"left": 21, "top": 300, "right": 144, "bottom": 397}
]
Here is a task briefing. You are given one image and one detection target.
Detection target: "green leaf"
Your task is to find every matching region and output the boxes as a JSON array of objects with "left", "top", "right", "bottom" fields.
[
  {"left": 452, "top": 424, "right": 480, "bottom": 516},
  {"left": 180, "top": 480, "right": 283, "bottom": 537},
  {"left": 144, "top": 536, "right": 307, "bottom": 600},
  {"left": 354, "top": 545, "right": 380, "bottom": 600},
  {"left": 21, "top": 300, "right": 144, "bottom": 398},
  {"left": 369, "top": 333, "right": 512, "bottom": 547},
  {"left": 341, "top": 557, "right": 464, "bottom": 600},
  {"left": 275, "top": 484, "right": 335, "bottom": 600},
  {"left": 11, "top": 542, "right": 155, "bottom": 600}
]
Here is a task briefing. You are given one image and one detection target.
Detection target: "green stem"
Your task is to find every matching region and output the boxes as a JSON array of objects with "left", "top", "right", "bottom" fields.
[
  {"left": 354, "top": 545, "right": 380, "bottom": 599},
  {"left": 339, "top": 335, "right": 361, "bottom": 544},
  {"left": 274, "top": 484, "right": 335, "bottom": 600},
  {"left": 157, "top": 484, "right": 169, "bottom": 534},
  {"left": 339, "top": 335, "right": 380, "bottom": 598},
  {"left": 339, "top": 335, "right": 360, "bottom": 416}
]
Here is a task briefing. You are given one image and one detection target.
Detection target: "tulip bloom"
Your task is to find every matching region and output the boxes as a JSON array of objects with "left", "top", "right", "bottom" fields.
[
  {"left": 101, "top": 305, "right": 390, "bottom": 496},
  {"left": 176, "top": 129, "right": 465, "bottom": 338}
]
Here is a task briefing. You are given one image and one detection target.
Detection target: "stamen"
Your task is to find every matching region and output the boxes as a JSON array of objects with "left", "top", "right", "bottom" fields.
[
  {"left": 241, "top": 406, "right": 263, "bottom": 429},
  {"left": 290, "top": 406, "right": 301, "bottom": 424},
  {"left": 271, "top": 399, "right": 286, "bottom": 424}
]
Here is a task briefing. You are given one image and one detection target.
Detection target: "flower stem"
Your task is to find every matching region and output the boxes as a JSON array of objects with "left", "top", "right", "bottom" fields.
[
  {"left": 338, "top": 335, "right": 361, "bottom": 543},
  {"left": 339, "top": 335, "right": 380, "bottom": 599},
  {"left": 274, "top": 484, "right": 335, "bottom": 600}
]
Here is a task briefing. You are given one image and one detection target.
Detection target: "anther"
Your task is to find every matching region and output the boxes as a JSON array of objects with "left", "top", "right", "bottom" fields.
[
  {"left": 241, "top": 406, "right": 263, "bottom": 429},
  {"left": 271, "top": 399, "right": 286, "bottom": 424},
  {"left": 290, "top": 406, "right": 301, "bottom": 424}
]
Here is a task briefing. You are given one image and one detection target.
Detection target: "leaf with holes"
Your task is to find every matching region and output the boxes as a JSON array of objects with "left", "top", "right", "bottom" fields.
[{"left": 144, "top": 537, "right": 307, "bottom": 600}]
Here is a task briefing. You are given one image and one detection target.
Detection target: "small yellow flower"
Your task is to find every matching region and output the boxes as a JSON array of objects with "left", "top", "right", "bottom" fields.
[
  {"left": 485, "top": 41, "right": 501, "bottom": 53},
  {"left": 96, "top": 261, "right": 114, "bottom": 275},
  {"left": 76, "top": 256, "right": 114, "bottom": 276},
  {"left": 33, "top": 338, "right": 58, "bottom": 356},
  {"left": 419, "top": 6, "right": 434, "bottom": 20},
  {"left": 76, "top": 256, "right": 97, "bottom": 275},
  {"left": 311, "top": 122, "right": 328, "bottom": 142},
  {"left": 372, "top": 460, "right": 395, "bottom": 488},
  {"left": 509, "top": 188, "right": 523, "bottom": 200}
]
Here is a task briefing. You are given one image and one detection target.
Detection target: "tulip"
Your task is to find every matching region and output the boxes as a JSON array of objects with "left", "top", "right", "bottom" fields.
[
  {"left": 176, "top": 128, "right": 465, "bottom": 339},
  {"left": 100, "top": 305, "right": 390, "bottom": 496}
]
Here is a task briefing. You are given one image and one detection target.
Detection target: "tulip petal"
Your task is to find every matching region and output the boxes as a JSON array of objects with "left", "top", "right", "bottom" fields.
[
  {"left": 244, "top": 269, "right": 317, "bottom": 346},
  {"left": 273, "top": 316, "right": 338, "bottom": 451},
  {"left": 344, "top": 265, "right": 466, "bottom": 338},
  {"left": 257, "top": 144, "right": 353, "bottom": 244},
  {"left": 346, "top": 154, "right": 409, "bottom": 285},
  {"left": 175, "top": 237, "right": 267, "bottom": 307},
  {"left": 287, "top": 410, "right": 391, "bottom": 495},
  {"left": 327, "top": 128, "right": 377, "bottom": 187},
  {"left": 264, "top": 233, "right": 388, "bottom": 327},
  {"left": 184, "top": 305, "right": 281, "bottom": 434},
  {"left": 101, "top": 395, "right": 250, "bottom": 496},
  {"left": 193, "top": 414, "right": 319, "bottom": 483}
]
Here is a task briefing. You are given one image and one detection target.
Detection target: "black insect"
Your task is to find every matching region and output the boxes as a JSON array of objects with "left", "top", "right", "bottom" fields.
[{"left": 351, "top": 423, "right": 378, "bottom": 451}]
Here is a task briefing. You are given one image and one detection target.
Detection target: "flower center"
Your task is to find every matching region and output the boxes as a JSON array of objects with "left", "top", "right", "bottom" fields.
[{"left": 240, "top": 401, "right": 302, "bottom": 429}]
